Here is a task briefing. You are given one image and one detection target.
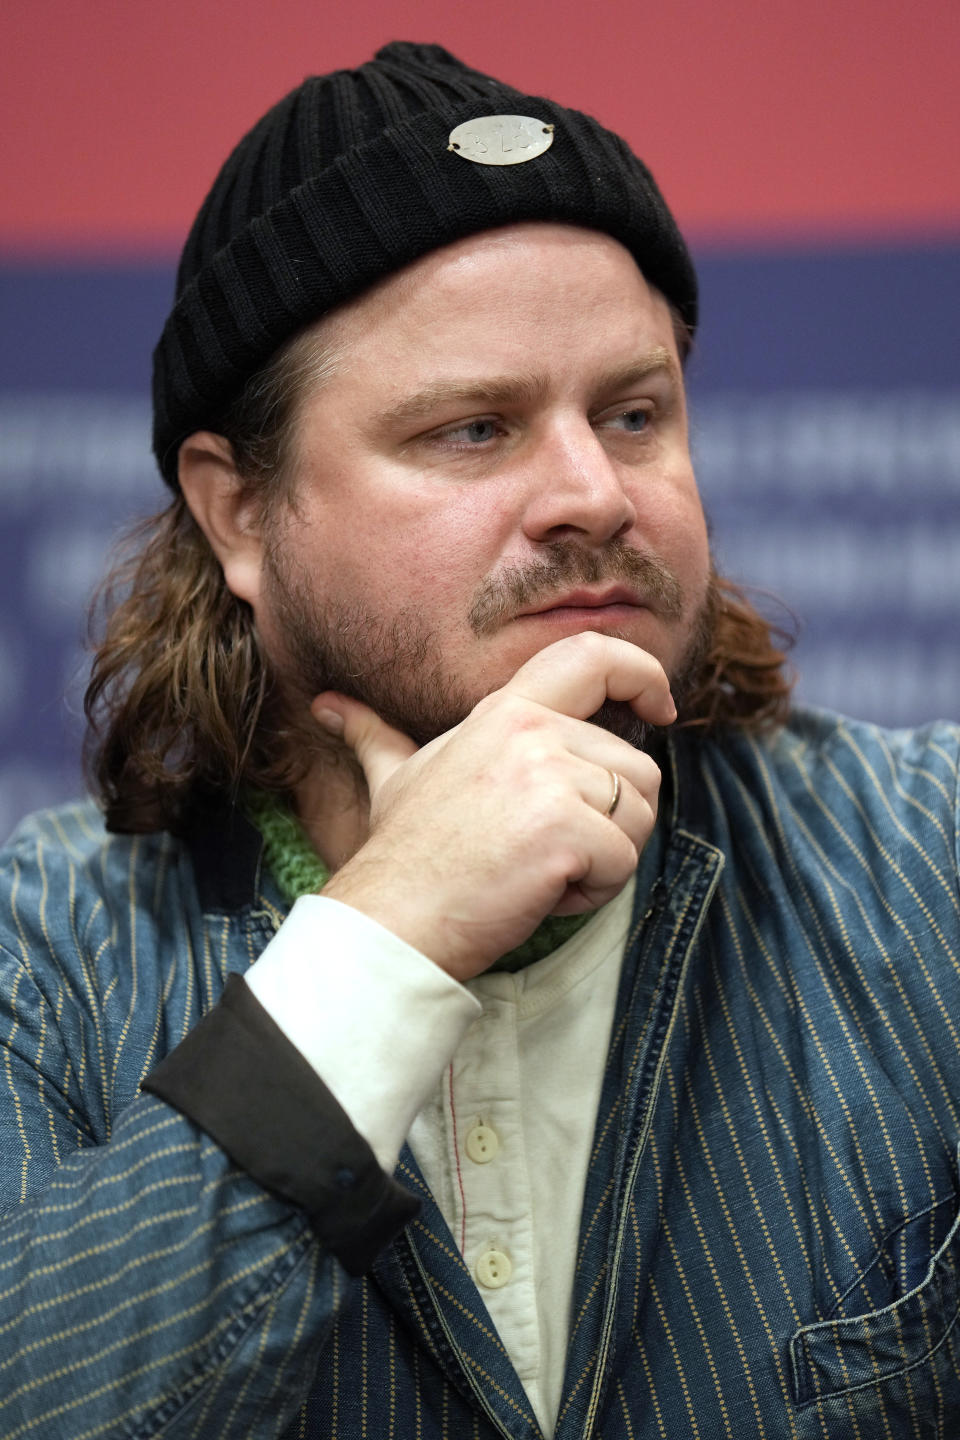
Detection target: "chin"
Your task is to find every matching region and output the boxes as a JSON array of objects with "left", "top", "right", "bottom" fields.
[{"left": 588, "top": 698, "right": 654, "bottom": 751}]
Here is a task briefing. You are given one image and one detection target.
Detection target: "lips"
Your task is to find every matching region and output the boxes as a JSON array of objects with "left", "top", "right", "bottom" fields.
[{"left": 516, "top": 585, "right": 645, "bottom": 617}]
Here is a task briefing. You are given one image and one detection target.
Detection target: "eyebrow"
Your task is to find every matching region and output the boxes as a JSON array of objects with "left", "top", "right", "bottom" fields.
[{"left": 377, "top": 346, "right": 680, "bottom": 430}]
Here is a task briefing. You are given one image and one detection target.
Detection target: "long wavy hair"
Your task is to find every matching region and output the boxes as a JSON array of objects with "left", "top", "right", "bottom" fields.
[{"left": 85, "top": 319, "right": 794, "bottom": 835}]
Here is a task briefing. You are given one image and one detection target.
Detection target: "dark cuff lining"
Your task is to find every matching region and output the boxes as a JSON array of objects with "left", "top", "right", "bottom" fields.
[{"left": 142, "top": 973, "right": 419, "bottom": 1275}]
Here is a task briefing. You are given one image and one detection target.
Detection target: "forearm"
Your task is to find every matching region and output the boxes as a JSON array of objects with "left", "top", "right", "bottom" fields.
[
  {"left": 241, "top": 895, "right": 482, "bottom": 1171},
  {"left": 0, "top": 873, "right": 477, "bottom": 1437},
  {"left": 0, "top": 968, "right": 418, "bottom": 1438}
]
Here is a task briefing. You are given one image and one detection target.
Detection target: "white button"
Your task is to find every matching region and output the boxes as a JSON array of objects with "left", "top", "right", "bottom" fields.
[
  {"left": 465, "top": 1123, "right": 499, "bottom": 1164},
  {"left": 475, "top": 1248, "right": 512, "bottom": 1289}
]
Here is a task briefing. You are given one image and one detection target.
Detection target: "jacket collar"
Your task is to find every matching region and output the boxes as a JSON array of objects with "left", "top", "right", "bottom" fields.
[{"left": 181, "top": 792, "right": 264, "bottom": 914}]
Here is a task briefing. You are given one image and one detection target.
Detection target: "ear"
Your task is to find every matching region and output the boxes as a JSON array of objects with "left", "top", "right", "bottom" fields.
[{"left": 178, "top": 432, "right": 265, "bottom": 608}]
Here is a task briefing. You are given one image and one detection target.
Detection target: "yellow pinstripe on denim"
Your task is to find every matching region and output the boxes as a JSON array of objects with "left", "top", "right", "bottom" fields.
[{"left": 1, "top": 707, "right": 959, "bottom": 1438}]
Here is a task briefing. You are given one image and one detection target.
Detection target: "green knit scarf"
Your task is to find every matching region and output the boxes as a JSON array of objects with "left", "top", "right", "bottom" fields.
[{"left": 245, "top": 790, "right": 593, "bottom": 972}]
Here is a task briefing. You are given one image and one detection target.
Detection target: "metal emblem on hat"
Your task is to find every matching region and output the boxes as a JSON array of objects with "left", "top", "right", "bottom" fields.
[{"left": 447, "top": 115, "right": 555, "bottom": 166}]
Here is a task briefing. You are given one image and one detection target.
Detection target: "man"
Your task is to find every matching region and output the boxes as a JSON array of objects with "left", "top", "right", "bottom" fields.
[{"left": 1, "top": 40, "right": 958, "bottom": 1440}]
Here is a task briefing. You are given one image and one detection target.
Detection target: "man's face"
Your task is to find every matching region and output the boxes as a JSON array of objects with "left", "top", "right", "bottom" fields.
[{"left": 255, "top": 223, "right": 711, "bottom": 744}]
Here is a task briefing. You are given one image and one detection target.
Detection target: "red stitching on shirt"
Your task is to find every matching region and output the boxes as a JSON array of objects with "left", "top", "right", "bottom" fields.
[{"left": 447, "top": 1063, "right": 467, "bottom": 1254}]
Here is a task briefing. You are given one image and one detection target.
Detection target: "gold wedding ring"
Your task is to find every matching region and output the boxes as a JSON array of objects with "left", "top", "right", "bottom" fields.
[{"left": 604, "top": 769, "right": 622, "bottom": 818}]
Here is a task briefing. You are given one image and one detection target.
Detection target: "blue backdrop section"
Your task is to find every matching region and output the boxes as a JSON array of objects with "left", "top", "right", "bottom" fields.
[{"left": 0, "top": 245, "right": 957, "bottom": 838}]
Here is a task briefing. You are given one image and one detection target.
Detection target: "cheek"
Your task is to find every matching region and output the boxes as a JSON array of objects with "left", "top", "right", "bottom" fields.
[
  {"left": 305, "top": 509, "right": 501, "bottom": 630},
  {"left": 363, "top": 486, "right": 517, "bottom": 600},
  {"left": 673, "top": 500, "right": 711, "bottom": 576},
  {"left": 635, "top": 471, "right": 710, "bottom": 580},
  {"left": 286, "top": 444, "right": 495, "bottom": 618}
]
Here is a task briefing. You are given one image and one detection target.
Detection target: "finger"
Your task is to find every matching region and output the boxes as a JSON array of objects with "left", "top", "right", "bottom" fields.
[
  {"left": 539, "top": 714, "right": 663, "bottom": 801},
  {"left": 500, "top": 631, "right": 676, "bottom": 726},
  {"left": 597, "top": 766, "right": 624, "bottom": 821},
  {"left": 310, "top": 692, "right": 419, "bottom": 796},
  {"left": 577, "top": 761, "right": 659, "bottom": 848},
  {"left": 553, "top": 808, "right": 643, "bottom": 913}
]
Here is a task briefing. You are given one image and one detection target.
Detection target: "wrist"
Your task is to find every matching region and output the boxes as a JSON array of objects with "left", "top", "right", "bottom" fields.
[{"left": 321, "top": 865, "right": 486, "bottom": 981}]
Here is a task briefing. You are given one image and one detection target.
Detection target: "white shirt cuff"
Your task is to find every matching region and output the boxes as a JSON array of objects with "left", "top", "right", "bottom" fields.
[{"left": 244, "top": 895, "right": 481, "bottom": 1171}]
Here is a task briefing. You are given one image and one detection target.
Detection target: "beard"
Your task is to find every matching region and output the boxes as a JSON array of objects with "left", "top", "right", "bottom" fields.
[{"left": 263, "top": 537, "right": 716, "bottom": 752}]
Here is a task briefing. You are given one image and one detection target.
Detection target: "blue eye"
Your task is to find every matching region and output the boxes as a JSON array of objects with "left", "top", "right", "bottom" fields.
[
  {"left": 611, "top": 408, "right": 649, "bottom": 432},
  {"left": 432, "top": 417, "right": 502, "bottom": 449},
  {"left": 461, "top": 419, "right": 498, "bottom": 444}
]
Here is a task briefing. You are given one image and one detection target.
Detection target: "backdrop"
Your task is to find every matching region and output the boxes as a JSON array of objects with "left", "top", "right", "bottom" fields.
[{"left": 1, "top": 0, "right": 958, "bottom": 838}]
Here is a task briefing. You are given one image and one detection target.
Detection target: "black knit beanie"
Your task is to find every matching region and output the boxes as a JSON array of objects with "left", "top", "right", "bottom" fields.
[{"left": 152, "top": 41, "right": 697, "bottom": 487}]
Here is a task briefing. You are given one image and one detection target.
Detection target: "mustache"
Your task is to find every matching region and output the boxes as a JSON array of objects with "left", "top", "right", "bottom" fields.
[{"left": 468, "top": 539, "right": 684, "bottom": 637}]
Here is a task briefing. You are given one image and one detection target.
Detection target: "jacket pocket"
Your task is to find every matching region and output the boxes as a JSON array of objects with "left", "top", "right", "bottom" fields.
[{"left": 790, "top": 1191, "right": 960, "bottom": 1409}]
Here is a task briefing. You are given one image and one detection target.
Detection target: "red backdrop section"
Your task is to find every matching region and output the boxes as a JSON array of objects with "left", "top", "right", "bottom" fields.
[{"left": 2, "top": 0, "right": 959, "bottom": 255}]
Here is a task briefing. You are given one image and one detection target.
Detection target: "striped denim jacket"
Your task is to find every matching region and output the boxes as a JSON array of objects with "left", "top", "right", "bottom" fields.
[{"left": 1, "top": 707, "right": 959, "bottom": 1439}]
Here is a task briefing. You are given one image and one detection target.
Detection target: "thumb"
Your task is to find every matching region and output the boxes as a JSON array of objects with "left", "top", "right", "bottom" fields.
[{"left": 311, "top": 692, "right": 419, "bottom": 796}]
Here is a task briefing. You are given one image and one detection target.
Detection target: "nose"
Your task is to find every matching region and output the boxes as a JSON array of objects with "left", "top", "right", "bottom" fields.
[{"left": 520, "top": 418, "right": 637, "bottom": 546}]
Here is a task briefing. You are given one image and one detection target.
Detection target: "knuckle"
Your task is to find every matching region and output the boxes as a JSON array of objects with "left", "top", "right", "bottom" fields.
[
  {"left": 547, "top": 848, "right": 586, "bottom": 887},
  {"left": 640, "top": 757, "right": 662, "bottom": 792},
  {"left": 626, "top": 802, "right": 657, "bottom": 845},
  {"left": 474, "top": 690, "right": 541, "bottom": 734},
  {"left": 471, "top": 690, "right": 502, "bottom": 720},
  {"left": 606, "top": 825, "right": 639, "bottom": 869},
  {"left": 500, "top": 697, "right": 553, "bottom": 743},
  {"left": 564, "top": 629, "right": 608, "bottom": 661}
]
